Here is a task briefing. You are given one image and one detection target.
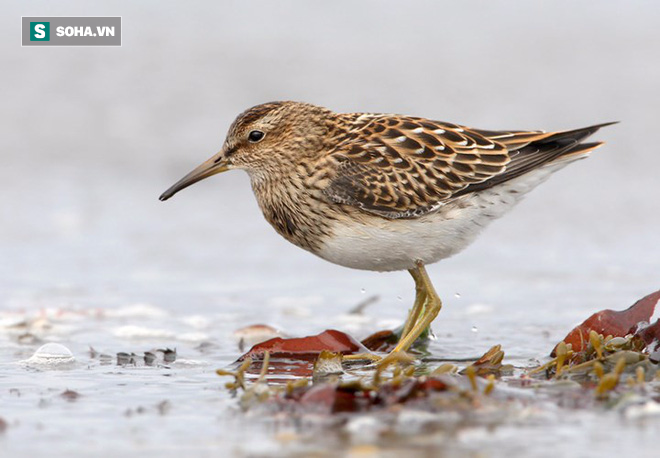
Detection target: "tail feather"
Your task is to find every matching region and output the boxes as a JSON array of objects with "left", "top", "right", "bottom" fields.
[
  {"left": 555, "top": 141, "right": 604, "bottom": 160},
  {"left": 454, "top": 122, "right": 616, "bottom": 197},
  {"left": 536, "top": 122, "right": 618, "bottom": 147}
]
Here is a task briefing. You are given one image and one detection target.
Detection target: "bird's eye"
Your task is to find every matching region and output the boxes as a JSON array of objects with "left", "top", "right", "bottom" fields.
[{"left": 248, "top": 130, "right": 265, "bottom": 143}]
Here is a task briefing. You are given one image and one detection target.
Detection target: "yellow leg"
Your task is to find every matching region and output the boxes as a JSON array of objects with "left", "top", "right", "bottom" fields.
[
  {"left": 389, "top": 262, "right": 443, "bottom": 355},
  {"left": 400, "top": 268, "right": 427, "bottom": 341}
]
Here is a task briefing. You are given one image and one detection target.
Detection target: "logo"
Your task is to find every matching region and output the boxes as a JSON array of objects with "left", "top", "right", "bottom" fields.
[
  {"left": 22, "top": 17, "right": 121, "bottom": 47},
  {"left": 30, "top": 22, "right": 50, "bottom": 41}
]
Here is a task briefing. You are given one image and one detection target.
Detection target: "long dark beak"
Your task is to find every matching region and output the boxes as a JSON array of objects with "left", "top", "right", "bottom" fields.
[{"left": 159, "top": 153, "right": 229, "bottom": 201}]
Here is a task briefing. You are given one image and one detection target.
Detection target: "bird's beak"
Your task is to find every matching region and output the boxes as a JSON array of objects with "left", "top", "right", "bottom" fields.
[{"left": 159, "top": 152, "right": 230, "bottom": 201}]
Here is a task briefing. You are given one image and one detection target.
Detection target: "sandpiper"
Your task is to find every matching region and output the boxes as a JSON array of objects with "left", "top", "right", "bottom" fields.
[{"left": 160, "top": 101, "right": 613, "bottom": 358}]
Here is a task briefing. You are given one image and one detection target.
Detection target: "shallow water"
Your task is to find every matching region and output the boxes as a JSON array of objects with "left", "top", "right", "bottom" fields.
[{"left": 1, "top": 1, "right": 660, "bottom": 457}]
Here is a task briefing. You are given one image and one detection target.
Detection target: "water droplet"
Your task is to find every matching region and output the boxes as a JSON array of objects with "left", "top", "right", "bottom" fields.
[
  {"left": 471, "top": 326, "right": 478, "bottom": 333},
  {"left": 24, "top": 343, "right": 76, "bottom": 368},
  {"left": 397, "top": 296, "right": 402, "bottom": 301},
  {"left": 454, "top": 293, "right": 461, "bottom": 298},
  {"left": 360, "top": 288, "right": 366, "bottom": 294}
]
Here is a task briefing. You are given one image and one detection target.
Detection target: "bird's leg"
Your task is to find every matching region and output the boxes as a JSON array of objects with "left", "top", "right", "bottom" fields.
[
  {"left": 352, "top": 263, "right": 442, "bottom": 367},
  {"left": 400, "top": 268, "right": 427, "bottom": 342},
  {"left": 389, "top": 261, "right": 443, "bottom": 354}
]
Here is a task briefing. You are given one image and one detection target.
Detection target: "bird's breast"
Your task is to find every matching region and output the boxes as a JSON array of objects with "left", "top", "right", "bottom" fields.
[{"left": 253, "top": 179, "right": 333, "bottom": 253}]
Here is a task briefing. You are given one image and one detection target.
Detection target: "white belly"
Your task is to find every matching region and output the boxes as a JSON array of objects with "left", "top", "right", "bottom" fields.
[
  {"left": 316, "top": 163, "right": 571, "bottom": 271},
  {"left": 317, "top": 202, "right": 493, "bottom": 271}
]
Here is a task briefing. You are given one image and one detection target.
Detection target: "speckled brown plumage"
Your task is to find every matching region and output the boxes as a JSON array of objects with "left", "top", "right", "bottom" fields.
[
  {"left": 161, "top": 101, "right": 612, "bottom": 258},
  {"left": 160, "top": 101, "right": 614, "bottom": 359},
  {"left": 319, "top": 113, "right": 610, "bottom": 219}
]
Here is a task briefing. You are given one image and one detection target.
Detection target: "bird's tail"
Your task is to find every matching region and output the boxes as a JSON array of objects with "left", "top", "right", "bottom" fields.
[
  {"left": 458, "top": 121, "right": 617, "bottom": 196},
  {"left": 537, "top": 121, "right": 618, "bottom": 162}
]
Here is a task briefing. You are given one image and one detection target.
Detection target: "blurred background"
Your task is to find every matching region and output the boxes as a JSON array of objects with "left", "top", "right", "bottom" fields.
[
  {"left": 1, "top": 1, "right": 659, "bottom": 455},
  {"left": 2, "top": 0, "right": 657, "bottom": 322}
]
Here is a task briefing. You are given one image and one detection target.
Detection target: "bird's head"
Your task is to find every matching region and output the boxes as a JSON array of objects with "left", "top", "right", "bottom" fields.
[{"left": 159, "top": 101, "right": 332, "bottom": 201}]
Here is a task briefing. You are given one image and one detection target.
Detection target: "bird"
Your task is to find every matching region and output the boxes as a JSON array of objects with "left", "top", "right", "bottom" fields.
[{"left": 159, "top": 101, "right": 613, "bottom": 360}]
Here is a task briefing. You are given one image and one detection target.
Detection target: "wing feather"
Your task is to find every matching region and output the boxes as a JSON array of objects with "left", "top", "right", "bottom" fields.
[{"left": 321, "top": 116, "right": 610, "bottom": 219}]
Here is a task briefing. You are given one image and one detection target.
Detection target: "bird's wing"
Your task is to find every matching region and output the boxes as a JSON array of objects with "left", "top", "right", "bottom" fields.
[{"left": 321, "top": 115, "right": 609, "bottom": 219}]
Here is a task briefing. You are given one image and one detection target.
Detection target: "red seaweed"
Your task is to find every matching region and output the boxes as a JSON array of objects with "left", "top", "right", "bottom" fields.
[
  {"left": 552, "top": 289, "right": 660, "bottom": 356},
  {"left": 238, "top": 329, "right": 367, "bottom": 361}
]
